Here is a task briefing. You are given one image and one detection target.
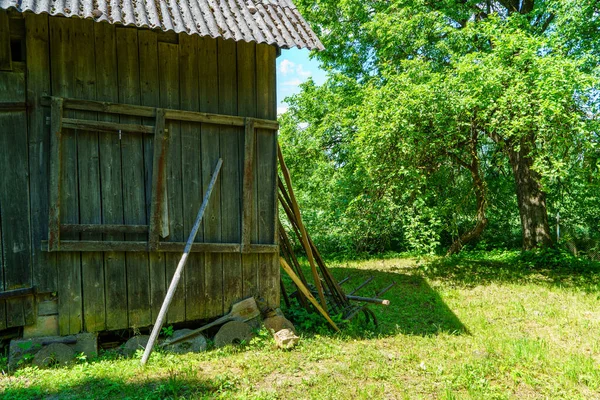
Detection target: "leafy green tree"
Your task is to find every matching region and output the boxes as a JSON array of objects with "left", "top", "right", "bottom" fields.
[{"left": 286, "top": 0, "right": 599, "bottom": 251}]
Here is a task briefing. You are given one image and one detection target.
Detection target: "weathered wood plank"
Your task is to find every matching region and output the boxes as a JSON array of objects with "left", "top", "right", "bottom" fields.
[
  {"left": 48, "top": 97, "right": 63, "bottom": 252},
  {"left": 95, "top": 21, "right": 128, "bottom": 331},
  {"left": 218, "top": 38, "right": 243, "bottom": 310},
  {"left": 61, "top": 224, "right": 148, "bottom": 234},
  {"left": 159, "top": 41, "right": 186, "bottom": 324},
  {"left": 0, "top": 287, "right": 35, "bottom": 301},
  {"left": 73, "top": 18, "right": 106, "bottom": 333},
  {"left": 241, "top": 118, "right": 256, "bottom": 251},
  {"left": 148, "top": 108, "right": 169, "bottom": 249},
  {"left": 26, "top": 13, "right": 57, "bottom": 295},
  {"left": 50, "top": 16, "right": 83, "bottom": 335},
  {"left": 0, "top": 70, "right": 33, "bottom": 327},
  {"left": 116, "top": 26, "right": 151, "bottom": 329},
  {"left": 62, "top": 118, "right": 154, "bottom": 134},
  {"left": 42, "top": 96, "right": 279, "bottom": 130},
  {"left": 139, "top": 29, "right": 166, "bottom": 322},
  {"left": 179, "top": 33, "right": 205, "bottom": 322},
  {"left": 237, "top": 40, "right": 259, "bottom": 299},
  {"left": 42, "top": 240, "right": 277, "bottom": 253},
  {"left": 0, "top": 10, "right": 11, "bottom": 71},
  {"left": 199, "top": 36, "right": 224, "bottom": 318},
  {"left": 256, "top": 44, "right": 279, "bottom": 308}
]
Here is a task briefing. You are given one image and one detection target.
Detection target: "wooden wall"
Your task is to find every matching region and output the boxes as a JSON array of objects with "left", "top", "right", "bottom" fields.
[{"left": 0, "top": 13, "right": 279, "bottom": 335}]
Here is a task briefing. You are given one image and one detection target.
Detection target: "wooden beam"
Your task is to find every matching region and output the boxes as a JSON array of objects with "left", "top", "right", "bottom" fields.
[
  {"left": 0, "top": 102, "right": 27, "bottom": 111},
  {"left": 0, "top": 287, "right": 35, "bottom": 301},
  {"left": 149, "top": 108, "right": 169, "bottom": 250},
  {"left": 62, "top": 117, "right": 154, "bottom": 134},
  {"left": 0, "top": 10, "right": 11, "bottom": 71},
  {"left": 48, "top": 97, "right": 63, "bottom": 251},
  {"left": 278, "top": 143, "right": 328, "bottom": 311},
  {"left": 60, "top": 224, "right": 149, "bottom": 234},
  {"left": 41, "top": 96, "right": 279, "bottom": 130},
  {"left": 43, "top": 96, "right": 156, "bottom": 117},
  {"left": 42, "top": 240, "right": 277, "bottom": 253},
  {"left": 241, "top": 118, "right": 256, "bottom": 252},
  {"left": 280, "top": 257, "right": 340, "bottom": 332}
]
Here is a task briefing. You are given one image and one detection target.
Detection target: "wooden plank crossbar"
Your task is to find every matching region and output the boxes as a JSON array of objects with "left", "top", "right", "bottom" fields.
[
  {"left": 45, "top": 96, "right": 276, "bottom": 253},
  {"left": 62, "top": 118, "right": 154, "bottom": 134},
  {"left": 60, "top": 224, "right": 149, "bottom": 234},
  {"left": 42, "top": 96, "right": 279, "bottom": 130},
  {"left": 41, "top": 240, "right": 277, "bottom": 253}
]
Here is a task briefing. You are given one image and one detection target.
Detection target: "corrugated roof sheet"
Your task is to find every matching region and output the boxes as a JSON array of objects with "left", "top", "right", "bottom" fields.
[{"left": 0, "top": 0, "right": 324, "bottom": 50}]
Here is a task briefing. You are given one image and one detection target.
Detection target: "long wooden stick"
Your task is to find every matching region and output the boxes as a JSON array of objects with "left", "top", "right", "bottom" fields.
[
  {"left": 280, "top": 257, "right": 340, "bottom": 332},
  {"left": 277, "top": 146, "right": 328, "bottom": 311},
  {"left": 141, "top": 159, "right": 223, "bottom": 366}
]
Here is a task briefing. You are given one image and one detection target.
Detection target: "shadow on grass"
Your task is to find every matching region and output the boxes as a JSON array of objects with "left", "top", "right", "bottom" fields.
[
  {"left": 2, "top": 374, "right": 233, "bottom": 400},
  {"left": 284, "top": 265, "right": 469, "bottom": 338},
  {"left": 418, "top": 251, "right": 600, "bottom": 290}
]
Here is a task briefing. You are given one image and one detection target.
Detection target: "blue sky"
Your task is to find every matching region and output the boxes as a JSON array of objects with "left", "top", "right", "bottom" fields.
[{"left": 276, "top": 48, "right": 328, "bottom": 115}]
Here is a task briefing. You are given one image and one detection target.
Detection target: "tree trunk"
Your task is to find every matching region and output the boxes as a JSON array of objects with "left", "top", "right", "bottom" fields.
[
  {"left": 447, "top": 127, "right": 488, "bottom": 256},
  {"left": 506, "top": 139, "right": 553, "bottom": 250}
]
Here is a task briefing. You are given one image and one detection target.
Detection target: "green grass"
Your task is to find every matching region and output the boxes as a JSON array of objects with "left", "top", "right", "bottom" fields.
[{"left": 1, "top": 251, "right": 600, "bottom": 399}]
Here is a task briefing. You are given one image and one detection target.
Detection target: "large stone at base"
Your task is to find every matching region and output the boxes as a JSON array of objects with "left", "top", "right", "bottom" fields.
[
  {"left": 163, "top": 329, "right": 207, "bottom": 354},
  {"left": 8, "top": 333, "right": 98, "bottom": 371},
  {"left": 263, "top": 316, "right": 296, "bottom": 334},
  {"left": 214, "top": 321, "right": 253, "bottom": 348},
  {"left": 33, "top": 343, "right": 75, "bottom": 368},
  {"left": 122, "top": 335, "right": 151, "bottom": 358}
]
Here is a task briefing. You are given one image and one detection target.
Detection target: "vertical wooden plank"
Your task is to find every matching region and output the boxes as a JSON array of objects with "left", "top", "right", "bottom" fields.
[
  {"left": 179, "top": 33, "right": 205, "bottom": 322},
  {"left": 237, "top": 41, "right": 259, "bottom": 299},
  {"left": 159, "top": 41, "right": 186, "bottom": 323},
  {"left": 116, "top": 27, "right": 151, "bottom": 329},
  {"left": 149, "top": 109, "right": 169, "bottom": 250},
  {"left": 256, "top": 44, "right": 279, "bottom": 307},
  {"left": 48, "top": 98, "right": 63, "bottom": 252},
  {"left": 0, "top": 70, "right": 33, "bottom": 327},
  {"left": 0, "top": 10, "right": 12, "bottom": 71},
  {"left": 26, "top": 14, "right": 57, "bottom": 295},
  {"left": 199, "top": 36, "right": 223, "bottom": 318},
  {"left": 241, "top": 118, "right": 255, "bottom": 250},
  {"left": 70, "top": 18, "right": 106, "bottom": 333},
  {"left": 139, "top": 29, "right": 166, "bottom": 322},
  {"left": 50, "top": 16, "right": 83, "bottom": 335},
  {"left": 218, "top": 38, "right": 243, "bottom": 309},
  {"left": 95, "top": 21, "right": 127, "bottom": 331}
]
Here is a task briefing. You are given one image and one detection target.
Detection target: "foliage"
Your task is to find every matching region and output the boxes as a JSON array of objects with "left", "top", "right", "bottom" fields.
[
  {"left": 161, "top": 325, "right": 174, "bottom": 338},
  {"left": 280, "top": 0, "right": 600, "bottom": 256}
]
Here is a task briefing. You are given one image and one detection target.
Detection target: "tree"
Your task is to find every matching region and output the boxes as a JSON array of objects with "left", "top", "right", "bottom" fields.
[{"left": 290, "top": 0, "right": 599, "bottom": 250}]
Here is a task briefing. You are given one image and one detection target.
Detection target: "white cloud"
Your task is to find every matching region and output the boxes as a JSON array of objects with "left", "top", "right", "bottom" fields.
[
  {"left": 280, "top": 59, "right": 295, "bottom": 75},
  {"left": 277, "top": 106, "right": 289, "bottom": 115},
  {"left": 279, "top": 59, "right": 312, "bottom": 78},
  {"left": 283, "top": 79, "right": 303, "bottom": 86},
  {"left": 296, "top": 64, "right": 312, "bottom": 78}
]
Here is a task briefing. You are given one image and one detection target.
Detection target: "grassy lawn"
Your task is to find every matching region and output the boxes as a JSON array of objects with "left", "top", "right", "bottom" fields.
[{"left": 1, "top": 252, "right": 599, "bottom": 399}]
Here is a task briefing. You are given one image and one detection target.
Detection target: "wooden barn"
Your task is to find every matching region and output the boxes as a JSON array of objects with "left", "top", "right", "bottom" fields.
[{"left": 0, "top": 0, "right": 323, "bottom": 338}]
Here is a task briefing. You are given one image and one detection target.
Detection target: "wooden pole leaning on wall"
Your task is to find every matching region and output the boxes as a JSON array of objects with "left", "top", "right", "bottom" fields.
[
  {"left": 141, "top": 158, "right": 223, "bottom": 366},
  {"left": 277, "top": 143, "right": 328, "bottom": 312},
  {"left": 280, "top": 258, "right": 340, "bottom": 332}
]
